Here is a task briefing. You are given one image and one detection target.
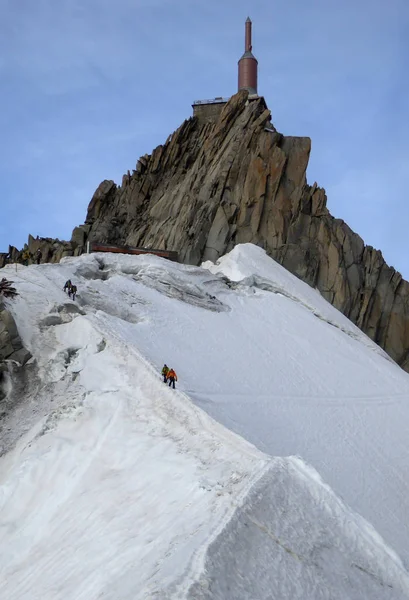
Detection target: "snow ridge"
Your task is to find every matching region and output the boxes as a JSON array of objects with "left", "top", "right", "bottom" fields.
[{"left": 1, "top": 244, "right": 409, "bottom": 599}]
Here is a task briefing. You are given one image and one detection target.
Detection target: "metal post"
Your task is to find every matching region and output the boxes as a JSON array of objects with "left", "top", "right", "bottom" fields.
[{"left": 245, "top": 17, "right": 252, "bottom": 52}]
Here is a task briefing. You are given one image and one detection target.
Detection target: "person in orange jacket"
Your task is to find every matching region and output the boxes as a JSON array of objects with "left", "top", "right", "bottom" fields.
[{"left": 167, "top": 368, "right": 177, "bottom": 389}]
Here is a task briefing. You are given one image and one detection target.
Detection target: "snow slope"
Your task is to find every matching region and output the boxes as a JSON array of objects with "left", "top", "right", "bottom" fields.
[{"left": 0, "top": 244, "right": 409, "bottom": 599}]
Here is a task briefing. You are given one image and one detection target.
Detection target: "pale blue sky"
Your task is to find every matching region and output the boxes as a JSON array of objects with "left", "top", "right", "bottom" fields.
[{"left": 1, "top": 0, "right": 408, "bottom": 275}]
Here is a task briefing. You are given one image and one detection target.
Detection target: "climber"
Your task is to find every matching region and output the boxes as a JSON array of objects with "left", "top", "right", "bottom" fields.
[
  {"left": 35, "top": 249, "right": 42, "bottom": 265},
  {"left": 167, "top": 368, "right": 177, "bottom": 389},
  {"left": 22, "top": 250, "right": 31, "bottom": 266},
  {"left": 63, "top": 279, "right": 72, "bottom": 293},
  {"left": 161, "top": 364, "right": 169, "bottom": 383},
  {"left": 71, "top": 284, "right": 78, "bottom": 301}
]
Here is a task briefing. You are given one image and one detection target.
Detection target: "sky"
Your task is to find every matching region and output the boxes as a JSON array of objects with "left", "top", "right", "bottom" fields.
[{"left": 1, "top": 0, "right": 409, "bottom": 276}]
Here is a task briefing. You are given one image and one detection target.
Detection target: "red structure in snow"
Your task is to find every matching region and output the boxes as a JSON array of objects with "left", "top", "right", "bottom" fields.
[
  {"left": 89, "top": 243, "right": 178, "bottom": 262},
  {"left": 238, "top": 17, "right": 258, "bottom": 95}
]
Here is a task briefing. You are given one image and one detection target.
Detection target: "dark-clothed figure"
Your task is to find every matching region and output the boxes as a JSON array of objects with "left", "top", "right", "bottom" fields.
[
  {"left": 36, "top": 249, "right": 42, "bottom": 265},
  {"left": 71, "top": 284, "right": 77, "bottom": 301}
]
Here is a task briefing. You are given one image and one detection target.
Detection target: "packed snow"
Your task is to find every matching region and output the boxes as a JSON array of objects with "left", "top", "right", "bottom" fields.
[{"left": 1, "top": 243, "right": 409, "bottom": 599}]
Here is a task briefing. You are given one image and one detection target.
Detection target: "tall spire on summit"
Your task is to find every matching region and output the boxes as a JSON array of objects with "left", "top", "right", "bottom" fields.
[
  {"left": 245, "top": 17, "right": 252, "bottom": 51},
  {"left": 238, "top": 17, "right": 258, "bottom": 95}
]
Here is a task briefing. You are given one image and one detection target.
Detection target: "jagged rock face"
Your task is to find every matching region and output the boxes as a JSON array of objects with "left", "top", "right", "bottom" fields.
[
  {"left": 0, "top": 302, "right": 31, "bottom": 402},
  {"left": 80, "top": 90, "right": 409, "bottom": 369},
  {"left": 84, "top": 92, "right": 291, "bottom": 265},
  {"left": 4, "top": 90, "right": 409, "bottom": 371},
  {"left": 7, "top": 233, "right": 85, "bottom": 267}
]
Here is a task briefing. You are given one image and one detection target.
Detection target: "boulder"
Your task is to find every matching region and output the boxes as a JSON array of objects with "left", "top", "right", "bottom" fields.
[
  {"left": 71, "top": 224, "right": 91, "bottom": 248},
  {"left": 8, "top": 347, "right": 32, "bottom": 366},
  {"left": 0, "top": 305, "right": 31, "bottom": 365}
]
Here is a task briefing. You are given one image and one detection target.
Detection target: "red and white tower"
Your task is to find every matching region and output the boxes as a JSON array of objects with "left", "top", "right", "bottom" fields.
[{"left": 238, "top": 17, "right": 258, "bottom": 95}]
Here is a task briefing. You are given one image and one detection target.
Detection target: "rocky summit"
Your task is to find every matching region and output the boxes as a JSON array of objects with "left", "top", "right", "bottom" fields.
[{"left": 5, "top": 90, "right": 409, "bottom": 370}]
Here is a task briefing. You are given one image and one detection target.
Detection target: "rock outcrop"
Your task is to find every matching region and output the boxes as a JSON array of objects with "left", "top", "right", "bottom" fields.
[
  {"left": 0, "top": 304, "right": 31, "bottom": 366},
  {"left": 4, "top": 90, "right": 409, "bottom": 371},
  {"left": 0, "top": 301, "right": 31, "bottom": 403},
  {"left": 6, "top": 233, "right": 83, "bottom": 267}
]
